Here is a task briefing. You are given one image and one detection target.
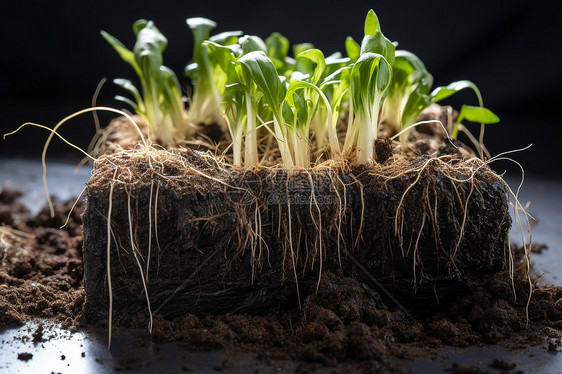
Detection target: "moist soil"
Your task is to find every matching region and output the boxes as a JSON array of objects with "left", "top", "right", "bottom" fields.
[
  {"left": 1, "top": 185, "right": 561, "bottom": 373},
  {"left": 83, "top": 148, "right": 511, "bottom": 321}
]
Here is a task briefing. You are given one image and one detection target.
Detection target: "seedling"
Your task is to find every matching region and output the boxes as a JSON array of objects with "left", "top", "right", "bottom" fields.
[{"left": 99, "top": 10, "right": 500, "bottom": 167}]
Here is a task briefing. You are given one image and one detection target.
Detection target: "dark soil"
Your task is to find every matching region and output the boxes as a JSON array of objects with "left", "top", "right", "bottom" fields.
[
  {"left": 83, "top": 148, "right": 512, "bottom": 321},
  {"left": 1, "top": 186, "right": 561, "bottom": 373},
  {"left": 0, "top": 189, "right": 84, "bottom": 329},
  {"left": 17, "top": 352, "right": 33, "bottom": 361}
]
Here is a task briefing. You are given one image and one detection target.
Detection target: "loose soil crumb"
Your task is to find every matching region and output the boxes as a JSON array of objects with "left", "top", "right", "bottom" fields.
[
  {"left": 1, "top": 186, "right": 561, "bottom": 373},
  {"left": 491, "top": 357, "right": 516, "bottom": 371},
  {"left": 0, "top": 189, "right": 84, "bottom": 329},
  {"left": 32, "top": 322, "right": 44, "bottom": 343},
  {"left": 17, "top": 352, "right": 33, "bottom": 361}
]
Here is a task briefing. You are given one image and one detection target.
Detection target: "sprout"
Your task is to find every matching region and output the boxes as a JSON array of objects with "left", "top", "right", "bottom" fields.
[
  {"left": 185, "top": 17, "right": 242, "bottom": 126},
  {"left": 100, "top": 9, "right": 500, "bottom": 166},
  {"left": 382, "top": 50, "right": 433, "bottom": 142},
  {"left": 342, "top": 10, "right": 395, "bottom": 164},
  {"left": 101, "top": 20, "right": 187, "bottom": 145},
  {"left": 236, "top": 51, "right": 294, "bottom": 167},
  {"left": 430, "top": 80, "right": 499, "bottom": 158},
  {"left": 453, "top": 105, "right": 500, "bottom": 139}
]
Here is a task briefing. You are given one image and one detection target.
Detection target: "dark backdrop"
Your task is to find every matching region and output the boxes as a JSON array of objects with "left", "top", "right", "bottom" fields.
[{"left": 2, "top": 0, "right": 561, "bottom": 176}]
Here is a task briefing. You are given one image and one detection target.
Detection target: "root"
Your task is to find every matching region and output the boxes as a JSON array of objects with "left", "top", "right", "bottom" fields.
[
  {"left": 305, "top": 170, "right": 324, "bottom": 291},
  {"left": 127, "top": 191, "right": 153, "bottom": 334},
  {"left": 87, "top": 140, "right": 529, "bottom": 326},
  {"left": 4, "top": 107, "right": 147, "bottom": 218},
  {"left": 451, "top": 177, "right": 474, "bottom": 261},
  {"left": 286, "top": 184, "right": 302, "bottom": 309},
  {"left": 154, "top": 181, "right": 162, "bottom": 273},
  {"left": 60, "top": 186, "right": 86, "bottom": 230},
  {"left": 106, "top": 178, "right": 115, "bottom": 349},
  {"left": 146, "top": 179, "right": 154, "bottom": 282}
]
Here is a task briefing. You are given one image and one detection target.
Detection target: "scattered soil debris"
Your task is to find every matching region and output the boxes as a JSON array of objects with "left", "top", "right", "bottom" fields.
[
  {"left": 490, "top": 357, "right": 517, "bottom": 371},
  {"left": 17, "top": 352, "right": 33, "bottom": 361},
  {"left": 31, "top": 322, "right": 44, "bottom": 343}
]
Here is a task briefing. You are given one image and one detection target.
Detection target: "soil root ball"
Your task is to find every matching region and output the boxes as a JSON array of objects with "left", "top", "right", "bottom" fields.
[{"left": 83, "top": 148, "right": 511, "bottom": 322}]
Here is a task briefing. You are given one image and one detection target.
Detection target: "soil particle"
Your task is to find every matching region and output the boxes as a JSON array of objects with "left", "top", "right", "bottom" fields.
[
  {"left": 490, "top": 357, "right": 516, "bottom": 371},
  {"left": 374, "top": 138, "right": 394, "bottom": 163},
  {"left": 214, "top": 358, "right": 233, "bottom": 371},
  {"left": 32, "top": 322, "right": 44, "bottom": 342},
  {"left": 17, "top": 352, "right": 33, "bottom": 361}
]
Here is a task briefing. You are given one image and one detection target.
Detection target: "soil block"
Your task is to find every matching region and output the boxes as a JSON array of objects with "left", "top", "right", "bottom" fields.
[{"left": 83, "top": 148, "right": 512, "bottom": 323}]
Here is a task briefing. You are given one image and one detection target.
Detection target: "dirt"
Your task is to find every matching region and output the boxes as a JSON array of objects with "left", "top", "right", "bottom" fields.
[
  {"left": 1, "top": 186, "right": 561, "bottom": 372},
  {"left": 83, "top": 147, "right": 512, "bottom": 322},
  {"left": 0, "top": 189, "right": 84, "bottom": 329},
  {"left": 17, "top": 352, "right": 33, "bottom": 361}
]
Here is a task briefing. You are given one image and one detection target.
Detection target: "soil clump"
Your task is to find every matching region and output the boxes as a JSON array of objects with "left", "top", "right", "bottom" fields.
[{"left": 1, "top": 187, "right": 561, "bottom": 372}]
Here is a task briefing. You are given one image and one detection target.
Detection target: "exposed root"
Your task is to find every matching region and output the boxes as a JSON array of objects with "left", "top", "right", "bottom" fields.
[
  {"left": 127, "top": 192, "right": 153, "bottom": 333},
  {"left": 84, "top": 141, "right": 526, "bottom": 334},
  {"left": 3, "top": 107, "right": 147, "bottom": 218},
  {"left": 106, "top": 178, "right": 115, "bottom": 349}
]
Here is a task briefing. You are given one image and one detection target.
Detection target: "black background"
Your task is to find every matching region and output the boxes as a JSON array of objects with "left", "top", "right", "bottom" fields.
[{"left": 1, "top": 0, "right": 561, "bottom": 176}]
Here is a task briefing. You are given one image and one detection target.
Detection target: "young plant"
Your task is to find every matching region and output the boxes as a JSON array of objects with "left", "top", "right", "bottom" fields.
[
  {"left": 382, "top": 50, "right": 433, "bottom": 142},
  {"left": 296, "top": 49, "right": 346, "bottom": 159},
  {"left": 101, "top": 20, "right": 187, "bottom": 145},
  {"left": 342, "top": 10, "right": 395, "bottom": 164},
  {"left": 452, "top": 105, "right": 500, "bottom": 139},
  {"left": 236, "top": 51, "right": 295, "bottom": 167},
  {"left": 185, "top": 17, "right": 242, "bottom": 126},
  {"left": 430, "top": 80, "right": 499, "bottom": 158}
]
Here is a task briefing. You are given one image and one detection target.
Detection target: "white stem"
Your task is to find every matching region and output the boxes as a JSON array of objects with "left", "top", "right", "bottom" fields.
[
  {"left": 233, "top": 125, "right": 243, "bottom": 167},
  {"left": 273, "top": 116, "right": 294, "bottom": 168},
  {"left": 356, "top": 113, "right": 374, "bottom": 164},
  {"left": 244, "top": 93, "right": 258, "bottom": 167}
]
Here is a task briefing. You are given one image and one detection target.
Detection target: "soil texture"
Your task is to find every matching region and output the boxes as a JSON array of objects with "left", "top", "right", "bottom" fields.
[{"left": 0, "top": 187, "right": 561, "bottom": 373}]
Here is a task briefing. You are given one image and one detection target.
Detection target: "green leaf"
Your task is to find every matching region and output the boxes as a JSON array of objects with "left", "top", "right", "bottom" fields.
[
  {"left": 292, "top": 92, "right": 310, "bottom": 130},
  {"left": 209, "top": 30, "right": 243, "bottom": 45},
  {"left": 236, "top": 51, "right": 285, "bottom": 119},
  {"left": 133, "top": 20, "right": 168, "bottom": 75},
  {"left": 364, "top": 9, "right": 381, "bottom": 36},
  {"left": 293, "top": 43, "right": 315, "bottom": 57},
  {"left": 240, "top": 35, "right": 267, "bottom": 55},
  {"left": 384, "top": 50, "right": 434, "bottom": 129},
  {"left": 282, "top": 100, "right": 295, "bottom": 125},
  {"left": 186, "top": 17, "right": 217, "bottom": 42},
  {"left": 133, "top": 19, "right": 148, "bottom": 36},
  {"left": 351, "top": 53, "right": 391, "bottom": 112},
  {"left": 297, "top": 49, "right": 326, "bottom": 85},
  {"left": 360, "top": 32, "right": 395, "bottom": 65},
  {"left": 431, "top": 80, "right": 483, "bottom": 106},
  {"left": 457, "top": 105, "right": 500, "bottom": 124},
  {"left": 266, "top": 32, "right": 290, "bottom": 62},
  {"left": 345, "top": 36, "right": 361, "bottom": 62},
  {"left": 202, "top": 40, "right": 238, "bottom": 75},
  {"left": 113, "top": 78, "right": 144, "bottom": 109},
  {"left": 185, "top": 17, "right": 216, "bottom": 81},
  {"left": 100, "top": 31, "right": 142, "bottom": 77},
  {"left": 114, "top": 95, "right": 141, "bottom": 113}
]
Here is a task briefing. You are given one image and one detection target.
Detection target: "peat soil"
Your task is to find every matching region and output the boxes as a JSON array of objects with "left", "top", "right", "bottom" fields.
[{"left": 1, "top": 187, "right": 562, "bottom": 373}]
